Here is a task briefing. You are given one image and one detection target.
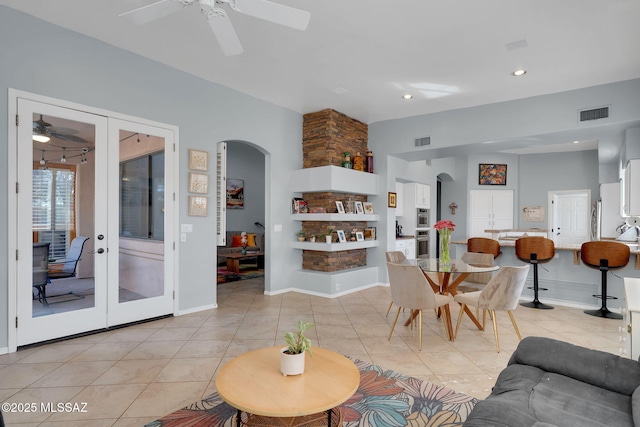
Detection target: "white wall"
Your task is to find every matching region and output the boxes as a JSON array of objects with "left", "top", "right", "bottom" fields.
[
  {"left": 225, "top": 142, "right": 266, "bottom": 233},
  {"left": 0, "top": 6, "right": 302, "bottom": 348}
]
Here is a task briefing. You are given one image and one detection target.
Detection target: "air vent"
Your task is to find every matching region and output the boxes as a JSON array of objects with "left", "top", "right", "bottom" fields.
[
  {"left": 415, "top": 136, "right": 431, "bottom": 147},
  {"left": 579, "top": 106, "right": 610, "bottom": 122}
]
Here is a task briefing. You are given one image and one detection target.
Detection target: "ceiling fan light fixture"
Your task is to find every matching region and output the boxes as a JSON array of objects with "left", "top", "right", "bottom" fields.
[{"left": 33, "top": 134, "right": 50, "bottom": 143}]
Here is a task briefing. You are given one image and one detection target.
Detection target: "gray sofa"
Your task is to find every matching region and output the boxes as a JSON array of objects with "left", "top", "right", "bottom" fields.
[
  {"left": 464, "top": 336, "right": 640, "bottom": 427},
  {"left": 217, "top": 230, "right": 265, "bottom": 265}
]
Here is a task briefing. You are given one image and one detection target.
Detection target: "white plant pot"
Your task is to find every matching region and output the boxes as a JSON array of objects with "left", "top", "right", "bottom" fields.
[
  {"left": 326, "top": 236, "right": 332, "bottom": 243},
  {"left": 280, "top": 347, "right": 305, "bottom": 376}
]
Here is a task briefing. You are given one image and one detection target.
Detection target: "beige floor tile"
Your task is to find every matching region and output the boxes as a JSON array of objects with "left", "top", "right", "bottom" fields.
[
  {"left": 45, "top": 384, "right": 147, "bottom": 421},
  {"left": 29, "top": 361, "right": 116, "bottom": 388},
  {"left": 0, "top": 278, "right": 626, "bottom": 426},
  {"left": 1, "top": 386, "right": 84, "bottom": 424},
  {"left": 154, "top": 357, "right": 221, "bottom": 383},
  {"left": 122, "top": 381, "right": 209, "bottom": 418},
  {"left": 92, "top": 359, "right": 170, "bottom": 385}
]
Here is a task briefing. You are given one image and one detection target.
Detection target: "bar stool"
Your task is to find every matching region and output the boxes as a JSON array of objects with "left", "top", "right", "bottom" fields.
[
  {"left": 580, "top": 241, "right": 630, "bottom": 319},
  {"left": 515, "top": 237, "right": 555, "bottom": 309},
  {"left": 467, "top": 237, "right": 502, "bottom": 259}
]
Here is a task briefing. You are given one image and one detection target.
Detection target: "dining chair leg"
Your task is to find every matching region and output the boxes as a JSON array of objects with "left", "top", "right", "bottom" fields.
[
  {"left": 508, "top": 311, "right": 523, "bottom": 341},
  {"left": 386, "top": 301, "right": 393, "bottom": 317},
  {"left": 490, "top": 310, "right": 500, "bottom": 352},
  {"left": 389, "top": 307, "right": 402, "bottom": 341},
  {"left": 454, "top": 303, "right": 466, "bottom": 338},
  {"left": 418, "top": 310, "right": 423, "bottom": 351},
  {"left": 482, "top": 309, "right": 487, "bottom": 330}
]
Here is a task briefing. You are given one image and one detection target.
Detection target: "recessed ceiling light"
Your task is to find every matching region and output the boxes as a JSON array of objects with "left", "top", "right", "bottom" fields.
[
  {"left": 403, "top": 94, "right": 413, "bottom": 100},
  {"left": 573, "top": 140, "right": 580, "bottom": 144},
  {"left": 512, "top": 69, "right": 527, "bottom": 77}
]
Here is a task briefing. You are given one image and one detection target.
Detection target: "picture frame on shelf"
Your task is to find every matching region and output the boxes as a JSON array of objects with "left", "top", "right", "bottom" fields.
[
  {"left": 188, "top": 172, "right": 208, "bottom": 194},
  {"left": 363, "top": 202, "right": 374, "bottom": 214},
  {"left": 354, "top": 201, "right": 364, "bottom": 214},
  {"left": 189, "top": 149, "right": 209, "bottom": 171},
  {"left": 388, "top": 192, "right": 397, "bottom": 208},
  {"left": 364, "top": 227, "right": 376, "bottom": 240},
  {"left": 188, "top": 195, "right": 208, "bottom": 216},
  {"left": 337, "top": 230, "right": 347, "bottom": 243},
  {"left": 356, "top": 231, "right": 364, "bottom": 242},
  {"left": 335, "top": 201, "right": 345, "bottom": 214}
]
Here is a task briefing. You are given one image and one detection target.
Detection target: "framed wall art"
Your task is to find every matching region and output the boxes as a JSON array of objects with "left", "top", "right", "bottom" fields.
[
  {"left": 354, "top": 201, "right": 364, "bottom": 214},
  {"left": 479, "top": 164, "right": 507, "bottom": 185},
  {"left": 226, "top": 178, "right": 244, "bottom": 209},
  {"left": 188, "top": 172, "right": 209, "bottom": 194},
  {"left": 337, "top": 230, "right": 347, "bottom": 243},
  {"left": 335, "top": 201, "right": 345, "bottom": 214},
  {"left": 189, "top": 149, "right": 209, "bottom": 171},
  {"left": 388, "top": 192, "right": 397, "bottom": 208},
  {"left": 188, "top": 196, "right": 208, "bottom": 217}
]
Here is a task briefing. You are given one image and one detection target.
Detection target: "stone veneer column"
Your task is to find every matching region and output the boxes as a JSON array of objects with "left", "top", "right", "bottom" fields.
[{"left": 301, "top": 109, "right": 370, "bottom": 272}]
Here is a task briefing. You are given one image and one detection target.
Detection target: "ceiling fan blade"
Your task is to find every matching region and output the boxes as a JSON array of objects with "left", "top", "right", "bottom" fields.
[
  {"left": 119, "top": 0, "right": 189, "bottom": 25},
  {"left": 207, "top": 9, "right": 244, "bottom": 56},
  {"left": 232, "top": 0, "right": 310, "bottom": 31}
]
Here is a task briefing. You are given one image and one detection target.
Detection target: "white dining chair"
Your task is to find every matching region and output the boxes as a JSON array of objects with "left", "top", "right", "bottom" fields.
[
  {"left": 453, "top": 265, "right": 530, "bottom": 352},
  {"left": 387, "top": 262, "right": 453, "bottom": 351}
]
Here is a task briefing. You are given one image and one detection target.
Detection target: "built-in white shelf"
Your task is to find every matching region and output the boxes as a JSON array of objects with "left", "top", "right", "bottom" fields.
[
  {"left": 292, "top": 240, "right": 379, "bottom": 252},
  {"left": 290, "top": 213, "right": 379, "bottom": 221},
  {"left": 290, "top": 165, "right": 378, "bottom": 195}
]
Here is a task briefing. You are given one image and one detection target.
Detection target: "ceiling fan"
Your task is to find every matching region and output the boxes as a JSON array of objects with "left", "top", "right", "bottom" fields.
[
  {"left": 119, "top": 0, "right": 311, "bottom": 56},
  {"left": 32, "top": 115, "right": 90, "bottom": 144}
]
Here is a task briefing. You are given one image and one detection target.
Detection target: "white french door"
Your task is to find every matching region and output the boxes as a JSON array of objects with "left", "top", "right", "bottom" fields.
[
  {"left": 16, "top": 100, "right": 109, "bottom": 345},
  {"left": 14, "top": 97, "right": 176, "bottom": 347}
]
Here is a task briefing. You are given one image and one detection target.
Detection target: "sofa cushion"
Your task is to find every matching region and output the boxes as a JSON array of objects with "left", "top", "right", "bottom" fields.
[
  {"left": 246, "top": 233, "right": 257, "bottom": 247},
  {"left": 231, "top": 235, "right": 243, "bottom": 247},
  {"left": 509, "top": 336, "right": 640, "bottom": 396},
  {"left": 632, "top": 386, "right": 640, "bottom": 427}
]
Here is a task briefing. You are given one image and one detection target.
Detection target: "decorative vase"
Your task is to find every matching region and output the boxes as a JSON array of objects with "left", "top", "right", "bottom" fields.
[
  {"left": 325, "top": 235, "right": 332, "bottom": 243},
  {"left": 241, "top": 247, "right": 247, "bottom": 255},
  {"left": 280, "top": 347, "right": 305, "bottom": 376},
  {"left": 439, "top": 230, "right": 451, "bottom": 266}
]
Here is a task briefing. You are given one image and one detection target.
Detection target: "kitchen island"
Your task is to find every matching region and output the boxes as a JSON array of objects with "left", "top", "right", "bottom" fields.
[{"left": 452, "top": 238, "right": 640, "bottom": 311}]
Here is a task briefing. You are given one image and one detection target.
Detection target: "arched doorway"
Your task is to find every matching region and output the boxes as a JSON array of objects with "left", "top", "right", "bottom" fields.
[{"left": 216, "top": 140, "right": 268, "bottom": 296}]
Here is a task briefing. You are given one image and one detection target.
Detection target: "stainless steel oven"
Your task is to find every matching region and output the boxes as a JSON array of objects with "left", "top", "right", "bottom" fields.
[
  {"left": 416, "top": 229, "right": 429, "bottom": 258},
  {"left": 417, "top": 208, "right": 430, "bottom": 228}
]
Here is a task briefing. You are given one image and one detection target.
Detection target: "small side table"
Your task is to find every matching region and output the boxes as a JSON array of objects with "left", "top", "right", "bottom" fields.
[{"left": 216, "top": 347, "right": 360, "bottom": 427}]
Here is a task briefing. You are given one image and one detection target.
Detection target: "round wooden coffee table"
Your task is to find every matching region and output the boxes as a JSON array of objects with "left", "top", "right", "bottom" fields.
[{"left": 216, "top": 346, "right": 360, "bottom": 427}]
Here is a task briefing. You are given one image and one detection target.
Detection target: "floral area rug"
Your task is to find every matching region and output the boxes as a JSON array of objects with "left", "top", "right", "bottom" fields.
[
  {"left": 217, "top": 265, "right": 264, "bottom": 285},
  {"left": 144, "top": 357, "right": 478, "bottom": 427}
]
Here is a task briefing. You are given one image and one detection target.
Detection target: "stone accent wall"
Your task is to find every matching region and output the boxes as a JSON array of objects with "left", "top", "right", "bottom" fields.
[
  {"left": 300, "top": 109, "right": 370, "bottom": 272},
  {"left": 302, "top": 109, "right": 368, "bottom": 169},
  {"left": 302, "top": 249, "right": 367, "bottom": 272}
]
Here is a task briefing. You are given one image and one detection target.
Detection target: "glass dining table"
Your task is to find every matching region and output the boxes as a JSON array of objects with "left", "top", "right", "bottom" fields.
[{"left": 408, "top": 258, "right": 500, "bottom": 341}]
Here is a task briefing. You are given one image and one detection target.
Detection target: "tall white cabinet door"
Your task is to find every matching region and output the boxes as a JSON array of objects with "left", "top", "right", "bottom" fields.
[
  {"left": 469, "top": 190, "right": 513, "bottom": 237},
  {"left": 492, "top": 190, "right": 515, "bottom": 230}
]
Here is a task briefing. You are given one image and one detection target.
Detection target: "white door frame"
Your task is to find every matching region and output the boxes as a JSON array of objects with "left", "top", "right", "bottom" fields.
[
  {"left": 548, "top": 189, "right": 591, "bottom": 245},
  {"left": 7, "top": 89, "right": 180, "bottom": 353}
]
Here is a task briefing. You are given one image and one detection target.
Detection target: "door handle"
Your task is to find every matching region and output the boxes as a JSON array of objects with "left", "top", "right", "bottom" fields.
[{"left": 97, "top": 248, "right": 105, "bottom": 254}]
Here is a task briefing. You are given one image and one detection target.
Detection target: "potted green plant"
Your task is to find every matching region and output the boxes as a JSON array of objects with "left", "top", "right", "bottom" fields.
[
  {"left": 280, "top": 320, "right": 314, "bottom": 376},
  {"left": 324, "top": 229, "right": 334, "bottom": 244},
  {"left": 296, "top": 230, "right": 306, "bottom": 242}
]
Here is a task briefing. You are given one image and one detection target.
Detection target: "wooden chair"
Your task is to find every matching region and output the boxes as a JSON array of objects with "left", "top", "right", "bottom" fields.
[
  {"left": 453, "top": 265, "right": 530, "bottom": 352},
  {"left": 581, "top": 241, "right": 630, "bottom": 319},
  {"left": 387, "top": 262, "right": 453, "bottom": 350},
  {"left": 467, "top": 237, "right": 502, "bottom": 259},
  {"left": 457, "top": 252, "right": 495, "bottom": 293},
  {"left": 515, "top": 237, "right": 555, "bottom": 309}
]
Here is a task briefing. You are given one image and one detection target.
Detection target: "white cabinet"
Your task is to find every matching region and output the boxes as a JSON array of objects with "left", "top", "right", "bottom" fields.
[
  {"left": 404, "top": 183, "right": 430, "bottom": 210},
  {"left": 623, "top": 278, "right": 640, "bottom": 359},
  {"left": 469, "top": 190, "right": 514, "bottom": 238},
  {"left": 395, "top": 238, "right": 416, "bottom": 260},
  {"left": 624, "top": 160, "right": 640, "bottom": 216},
  {"left": 395, "top": 182, "right": 404, "bottom": 216}
]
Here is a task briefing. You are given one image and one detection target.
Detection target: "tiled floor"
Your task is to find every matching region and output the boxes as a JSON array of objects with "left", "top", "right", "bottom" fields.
[{"left": 0, "top": 277, "right": 623, "bottom": 426}]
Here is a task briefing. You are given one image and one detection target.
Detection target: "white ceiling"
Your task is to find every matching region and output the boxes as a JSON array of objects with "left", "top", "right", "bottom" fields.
[{"left": 3, "top": 0, "right": 640, "bottom": 155}]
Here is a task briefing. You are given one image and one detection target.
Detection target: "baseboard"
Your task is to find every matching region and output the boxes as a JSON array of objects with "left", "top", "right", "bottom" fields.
[
  {"left": 265, "top": 282, "right": 387, "bottom": 299},
  {"left": 0, "top": 347, "right": 8, "bottom": 355},
  {"left": 177, "top": 303, "right": 218, "bottom": 315}
]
